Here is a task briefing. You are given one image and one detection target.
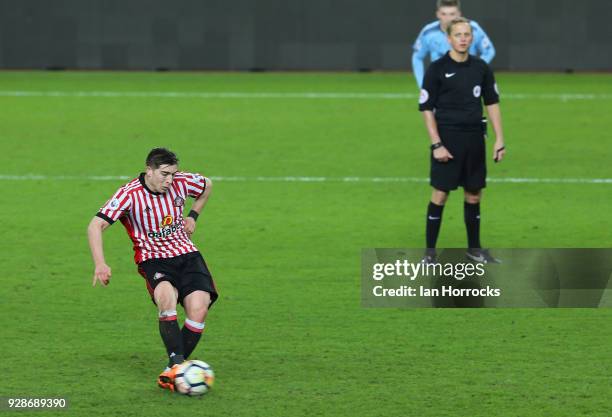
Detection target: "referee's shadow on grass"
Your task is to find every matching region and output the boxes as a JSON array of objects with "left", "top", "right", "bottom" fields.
[{"left": 429, "top": 249, "right": 485, "bottom": 308}]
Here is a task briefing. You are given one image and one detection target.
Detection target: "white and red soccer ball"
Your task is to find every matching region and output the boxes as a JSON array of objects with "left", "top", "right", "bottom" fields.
[{"left": 174, "top": 360, "right": 215, "bottom": 396}]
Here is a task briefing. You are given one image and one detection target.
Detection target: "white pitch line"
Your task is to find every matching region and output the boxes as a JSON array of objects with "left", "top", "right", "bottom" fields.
[
  {"left": 0, "top": 90, "right": 611, "bottom": 101},
  {"left": 0, "top": 91, "right": 412, "bottom": 99},
  {"left": 1, "top": 174, "right": 611, "bottom": 185}
]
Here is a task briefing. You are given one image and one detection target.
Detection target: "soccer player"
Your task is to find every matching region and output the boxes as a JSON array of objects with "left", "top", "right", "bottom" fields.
[
  {"left": 419, "top": 17, "right": 506, "bottom": 263},
  {"left": 87, "top": 148, "right": 218, "bottom": 391},
  {"left": 412, "top": 0, "right": 495, "bottom": 88}
]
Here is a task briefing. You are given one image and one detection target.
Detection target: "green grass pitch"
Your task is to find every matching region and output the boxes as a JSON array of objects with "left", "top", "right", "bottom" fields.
[{"left": 1, "top": 71, "right": 611, "bottom": 416}]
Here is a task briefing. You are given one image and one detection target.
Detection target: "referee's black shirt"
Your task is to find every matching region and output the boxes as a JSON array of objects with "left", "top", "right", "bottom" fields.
[{"left": 419, "top": 52, "right": 499, "bottom": 130}]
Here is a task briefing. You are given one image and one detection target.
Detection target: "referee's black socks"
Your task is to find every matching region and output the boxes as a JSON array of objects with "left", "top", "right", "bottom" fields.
[
  {"left": 464, "top": 202, "right": 481, "bottom": 249},
  {"left": 426, "top": 202, "right": 445, "bottom": 248}
]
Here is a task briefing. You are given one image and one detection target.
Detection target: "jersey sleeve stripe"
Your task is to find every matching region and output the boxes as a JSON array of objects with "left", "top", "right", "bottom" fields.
[
  {"left": 185, "top": 176, "right": 205, "bottom": 197},
  {"left": 96, "top": 212, "right": 115, "bottom": 225}
]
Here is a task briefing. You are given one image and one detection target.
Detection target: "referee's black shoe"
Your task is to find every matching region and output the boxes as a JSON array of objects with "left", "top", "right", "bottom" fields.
[{"left": 466, "top": 248, "right": 501, "bottom": 264}]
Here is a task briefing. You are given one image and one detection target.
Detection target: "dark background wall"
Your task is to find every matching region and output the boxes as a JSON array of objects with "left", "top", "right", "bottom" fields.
[{"left": 0, "top": 0, "right": 610, "bottom": 71}]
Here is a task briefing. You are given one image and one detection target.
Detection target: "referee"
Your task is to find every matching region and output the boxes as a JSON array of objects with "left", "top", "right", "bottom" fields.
[{"left": 418, "top": 17, "right": 506, "bottom": 263}]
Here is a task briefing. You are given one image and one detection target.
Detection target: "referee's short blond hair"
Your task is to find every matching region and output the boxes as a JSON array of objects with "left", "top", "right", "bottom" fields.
[{"left": 446, "top": 17, "right": 472, "bottom": 35}]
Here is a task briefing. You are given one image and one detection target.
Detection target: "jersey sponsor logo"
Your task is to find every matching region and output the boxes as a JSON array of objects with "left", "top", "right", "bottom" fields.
[
  {"left": 473, "top": 85, "right": 482, "bottom": 98},
  {"left": 109, "top": 198, "right": 120, "bottom": 209},
  {"left": 161, "top": 215, "right": 173, "bottom": 227},
  {"left": 147, "top": 215, "right": 180, "bottom": 239},
  {"left": 419, "top": 89, "right": 429, "bottom": 104},
  {"left": 148, "top": 223, "right": 180, "bottom": 239},
  {"left": 444, "top": 72, "right": 456, "bottom": 78},
  {"left": 174, "top": 196, "right": 184, "bottom": 207}
]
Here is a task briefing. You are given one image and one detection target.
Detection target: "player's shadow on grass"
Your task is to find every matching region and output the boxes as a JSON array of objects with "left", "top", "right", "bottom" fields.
[{"left": 96, "top": 352, "right": 162, "bottom": 385}]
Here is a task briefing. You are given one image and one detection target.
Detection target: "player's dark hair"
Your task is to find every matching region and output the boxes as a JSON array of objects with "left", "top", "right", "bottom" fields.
[
  {"left": 446, "top": 17, "right": 471, "bottom": 35},
  {"left": 146, "top": 148, "right": 179, "bottom": 168},
  {"left": 437, "top": 0, "right": 460, "bottom": 9}
]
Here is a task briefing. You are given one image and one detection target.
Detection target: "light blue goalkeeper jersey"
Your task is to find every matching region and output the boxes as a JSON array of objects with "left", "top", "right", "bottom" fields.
[{"left": 412, "top": 20, "right": 495, "bottom": 87}]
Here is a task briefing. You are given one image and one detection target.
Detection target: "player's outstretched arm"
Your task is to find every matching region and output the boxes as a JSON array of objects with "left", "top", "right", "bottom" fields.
[
  {"left": 480, "top": 40, "right": 496, "bottom": 64},
  {"left": 486, "top": 103, "right": 506, "bottom": 162},
  {"left": 87, "top": 216, "right": 112, "bottom": 286},
  {"left": 184, "top": 177, "right": 213, "bottom": 236},
  {"left": 412, "top": 52, "right": 426, "bottom": 88},
  {"left": 411, "top": 29, "right": 429, "bottom": 88},
  {"left": 472, "top": 22, "right": 496, "bottom": 63}
]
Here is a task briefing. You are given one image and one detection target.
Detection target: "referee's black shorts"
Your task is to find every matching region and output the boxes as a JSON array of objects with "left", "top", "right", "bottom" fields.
[
  {"left": 430, "top": 127, "right": 486, "bottom": 192},
  {"left": 137, "top": 251, "right": 219, "bottom": 307}
]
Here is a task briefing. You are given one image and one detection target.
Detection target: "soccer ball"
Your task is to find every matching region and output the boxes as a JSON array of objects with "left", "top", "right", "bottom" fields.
[{"left": 174, "top": 360, "right": 215, "bottom": 396}]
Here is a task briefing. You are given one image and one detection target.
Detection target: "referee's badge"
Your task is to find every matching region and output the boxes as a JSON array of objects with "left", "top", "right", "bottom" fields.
[
  {"left": 174, "top": 196, "right": 184, "bottom": 207},
  {"left": 419, "top": 89, "right": 429, "bottom": 104},
  {"left": 473, "top": 85, "right": 482, "bottom": 98}
]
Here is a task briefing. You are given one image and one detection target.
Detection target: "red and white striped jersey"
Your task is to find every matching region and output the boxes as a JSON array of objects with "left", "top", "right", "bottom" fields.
[{"left": 96, "top": 171, "right": 207, "bottom": 264}]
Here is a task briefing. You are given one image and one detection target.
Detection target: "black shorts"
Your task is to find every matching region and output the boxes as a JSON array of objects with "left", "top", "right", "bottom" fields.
[
  {"left": 137, "top": 251, "right": 218, "bottom": 307},
  {"left": 430, "top": 127, "right": 486, "bottom": 192}
]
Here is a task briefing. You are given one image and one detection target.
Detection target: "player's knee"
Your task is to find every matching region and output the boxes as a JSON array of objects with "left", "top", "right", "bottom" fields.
[
  {"left": 187, "top": 305, "right": 208, "bottom": 323},
  {"left": 185, "top": 291, "right": 211, "bottom": 322},
  {"left": 154, "top": 281, "right": 178, "bottom": 310}
]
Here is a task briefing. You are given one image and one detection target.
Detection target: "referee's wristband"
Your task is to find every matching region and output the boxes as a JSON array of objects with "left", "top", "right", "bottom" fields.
[
  {"left": 187, "top": 210, "right": 199, "bottom": 222},
  {"left": 431, "top": 142, "right": 443, "bottom": 150}
]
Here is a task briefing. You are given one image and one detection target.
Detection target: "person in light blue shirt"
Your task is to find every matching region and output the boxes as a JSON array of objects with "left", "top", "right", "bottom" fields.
[{"left": 412, "top": 0, "right": 495, "bottom": 87}]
